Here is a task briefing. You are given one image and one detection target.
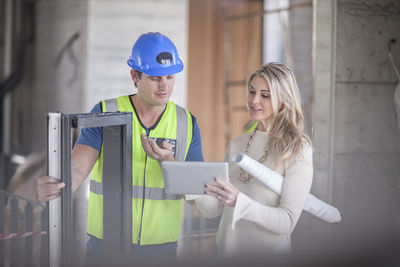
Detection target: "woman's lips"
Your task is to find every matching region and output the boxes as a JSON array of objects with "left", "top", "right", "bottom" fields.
[{"left": 251, "top": 107, "right": 262, "bottom": 112}]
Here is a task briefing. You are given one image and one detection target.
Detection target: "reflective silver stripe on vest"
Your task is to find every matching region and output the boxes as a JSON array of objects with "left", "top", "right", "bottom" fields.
[
  {"left": 132, "top": 186, "right": 180, "bottom": 200},
  {"left": 175, "top": 105, "right": 188, "bottom": 162},
  {"left": 90, "top": 180, "right": 179, "bottom": 200},
  {"left": 90, "top": 180, "right": 104, "bottom": 195},
  {"left": 104, "top": 98, "right": 118, "bottom": 112}
]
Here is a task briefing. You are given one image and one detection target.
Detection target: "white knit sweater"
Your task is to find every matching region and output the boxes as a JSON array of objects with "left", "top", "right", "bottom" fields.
[{"left": 195, "top": 130, "right": 313, "bottom": 257}]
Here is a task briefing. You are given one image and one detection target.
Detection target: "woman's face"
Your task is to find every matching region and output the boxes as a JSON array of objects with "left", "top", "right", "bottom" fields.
[{"left": 247, "top": 75, "right": 273, "bottom": 130}]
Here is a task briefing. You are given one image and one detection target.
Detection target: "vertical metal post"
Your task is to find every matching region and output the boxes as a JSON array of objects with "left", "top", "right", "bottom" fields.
[
  {"left": 25, "top": 202, "right": 33, "bottom": 266},
  {"left": 41, "top": 206, "right": 49, "bottom": 267},
  {"left": 2, "top": 0, "right": 13, "bottom": 154},
  {"left": 102, "top": 120, "right": 132, "bottom": 259},
  {"left": 121, "top": 122, "right": 132, "bottom": 257},
  {"left": 199, "top": 214, "right": 206, "bottom": 256},
  {"left": 10, "top": 197, "right": 18, "bottom": 267},
  {"left": 61, "top": 115, "right": 73, "bottom": 267},
  {"left": 0, "top": 192, "right": 4, "bottom": 265},
  {"left": 184, "top": 203, "right": 193, "bottom": 256},
  {"left": 121, "top": 119, "right": 132, "bottom": 258},
  {"left": 102, "top": 126, "right": 123, "bottom": 258},
  {"left": 48, "top": 113, "right": 62, "bottom": 267}
]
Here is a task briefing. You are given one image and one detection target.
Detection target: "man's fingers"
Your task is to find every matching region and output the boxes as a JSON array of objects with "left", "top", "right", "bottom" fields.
[
  {"left": 37, "top": 189, "right": 61, "bottom": 203},
  {"left": 40, "top": 192, "right": 61, "bottom": 203},
  {"left": 36, "top": 176, "right": 65, "bottom": 203},
  {"left": 148, "top": 138, "right": 162, "bottom": 154},
  {"left": 160, "top": 141, "right": 172, "bottom": 151},
  {"left": 141, "top": 135, "right": 156, "bottom": 155},
  {"left": 36, "top": 176, "right": 62, "bottom": 185},
  {"left": 41, "top": 185, "right": 65, "bottom": 196}
]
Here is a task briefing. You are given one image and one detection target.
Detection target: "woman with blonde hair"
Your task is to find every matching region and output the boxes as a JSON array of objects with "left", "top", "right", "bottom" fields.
[{"left": 195, "top": 62, "right": 313, "bottom": 257}]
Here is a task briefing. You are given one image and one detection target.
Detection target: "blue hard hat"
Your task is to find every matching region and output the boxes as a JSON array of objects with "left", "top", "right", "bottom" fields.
[{"left": 127, "top": 32, "right": 183, "bottom": 76}]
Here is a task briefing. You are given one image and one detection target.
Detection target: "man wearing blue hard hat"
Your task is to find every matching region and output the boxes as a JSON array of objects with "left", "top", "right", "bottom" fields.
[{"left": 36, "top": 32, "right": 204, "bottom": 262}]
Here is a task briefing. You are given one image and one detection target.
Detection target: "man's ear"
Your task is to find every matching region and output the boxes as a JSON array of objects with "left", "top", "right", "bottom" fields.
[{"left": 131, "top": 69, "right": 139, "bottom": 83}]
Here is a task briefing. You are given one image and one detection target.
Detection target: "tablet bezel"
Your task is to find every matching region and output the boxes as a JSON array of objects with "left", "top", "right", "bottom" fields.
[{"left": 161, "top": 161, "right": 229, "bottom": 195}]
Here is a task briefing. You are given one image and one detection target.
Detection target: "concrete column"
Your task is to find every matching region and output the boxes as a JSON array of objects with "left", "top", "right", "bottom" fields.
[{"left": 308, "top": 0, "right": 337, "bottom": 253}]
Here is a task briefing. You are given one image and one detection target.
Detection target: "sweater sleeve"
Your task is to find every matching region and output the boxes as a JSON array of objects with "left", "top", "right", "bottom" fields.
[
  {"left": 194, "top": 195, "right": 223, "bottom": 218},
  {"left": 232, "top": 143, "right": 313, "bottom": 234}
]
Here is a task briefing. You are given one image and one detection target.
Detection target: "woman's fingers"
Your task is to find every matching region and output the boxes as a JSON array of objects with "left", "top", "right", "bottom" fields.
[
  {"left": 205, "top": 177, "right": 239, "bottom": 207},
  {"left": 214, "top": 177, "right": 237, "bottom": 192},
  {"left": 205, "top": 183, "right": 225, "bottom": 197},
  {"left": 204, "top": 190, "right": 219, "bottom": 199}
]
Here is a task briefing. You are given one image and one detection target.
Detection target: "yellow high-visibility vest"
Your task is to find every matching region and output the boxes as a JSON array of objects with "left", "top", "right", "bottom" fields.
[
  {"left": 245, "top": 120, "right": 258, "bottom": 133},
  {"left": 87, "top": 95, "right": 193, "bottom": 245}
]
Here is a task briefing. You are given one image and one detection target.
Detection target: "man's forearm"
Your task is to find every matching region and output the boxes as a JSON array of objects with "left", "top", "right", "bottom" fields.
[{"left": 71, "top": 144, "right": 99, "bottom": 192}]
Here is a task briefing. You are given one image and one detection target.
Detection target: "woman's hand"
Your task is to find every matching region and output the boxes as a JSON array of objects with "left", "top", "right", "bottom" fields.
[{"left": 204, "top": 177, "right": 239, "bottom": 207}]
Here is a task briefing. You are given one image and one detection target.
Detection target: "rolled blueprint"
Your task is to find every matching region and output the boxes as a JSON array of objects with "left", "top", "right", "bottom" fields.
[{"left": 232, "top": 153, "right": 341, "bottom": 223}]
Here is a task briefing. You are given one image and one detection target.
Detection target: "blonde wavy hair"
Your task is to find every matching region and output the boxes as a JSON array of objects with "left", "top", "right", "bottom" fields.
[{"left": 246, "top": 62, "right": 311, "bottom": 167}]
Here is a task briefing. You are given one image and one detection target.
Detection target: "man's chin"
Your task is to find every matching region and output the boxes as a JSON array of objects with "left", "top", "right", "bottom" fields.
[{"left": 153, "top": 99, "right": 169, "bottom": 106}]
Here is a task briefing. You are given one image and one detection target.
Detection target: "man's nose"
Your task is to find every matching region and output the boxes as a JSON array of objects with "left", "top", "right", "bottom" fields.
[
  {"left": 158, "top": 77, "right": 167, "bottom": 89},
  {"left": 159, "top": 78, "right": 167, "bottom": 89}
]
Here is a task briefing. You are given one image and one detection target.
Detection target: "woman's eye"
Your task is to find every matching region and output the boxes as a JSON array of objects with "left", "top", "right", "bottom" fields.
[
  {"left": 262, "top": 94, "right": 270, "bottom": 98},
  {"left": 249, "top": 90, "right": 256, "bottom": 94}
]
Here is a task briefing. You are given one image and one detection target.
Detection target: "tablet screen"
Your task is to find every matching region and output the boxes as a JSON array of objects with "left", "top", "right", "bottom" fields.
[{"left": 161, "top": 161, "right": 229, "bottom": 195}]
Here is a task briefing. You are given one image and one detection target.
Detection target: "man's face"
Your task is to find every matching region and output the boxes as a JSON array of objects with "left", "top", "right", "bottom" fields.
[{"left": 132, "top": 70, "right": 175, "bottom": 106}]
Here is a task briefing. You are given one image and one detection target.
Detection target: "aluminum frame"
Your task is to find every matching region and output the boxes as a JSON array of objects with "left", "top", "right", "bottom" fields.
[{"left": 48, "top": 112, "right": 132, "bottom": 267}]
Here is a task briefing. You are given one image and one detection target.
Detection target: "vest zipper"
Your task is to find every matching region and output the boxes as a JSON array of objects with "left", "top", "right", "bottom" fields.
[{"left": 137, "top": 133, "right": 149, "bottom": 244}]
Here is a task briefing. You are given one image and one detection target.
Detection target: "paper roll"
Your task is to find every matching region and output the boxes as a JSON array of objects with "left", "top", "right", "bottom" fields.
[{"left": 232, "top": 153, "right": 341, "bottom": 223}]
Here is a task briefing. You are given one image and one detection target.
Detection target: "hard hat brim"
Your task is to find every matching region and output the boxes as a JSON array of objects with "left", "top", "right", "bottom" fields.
[{"left": 128, "top": 60, "right": 184, "bottom": 77}]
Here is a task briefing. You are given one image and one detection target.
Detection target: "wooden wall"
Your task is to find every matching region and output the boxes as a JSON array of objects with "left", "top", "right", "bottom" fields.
[{"left": 188, "top": 0, "right": 263, "bottom": 161}]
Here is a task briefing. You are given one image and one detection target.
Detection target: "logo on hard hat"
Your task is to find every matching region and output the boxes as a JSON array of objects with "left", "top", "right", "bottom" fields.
[{"left": 156, "top": 52, "right": 173, "bottom": 65}]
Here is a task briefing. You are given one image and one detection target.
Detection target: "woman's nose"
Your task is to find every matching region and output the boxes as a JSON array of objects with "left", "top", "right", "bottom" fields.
[{"left": 251, "top": 93, "right": 260, "bottom": 104}]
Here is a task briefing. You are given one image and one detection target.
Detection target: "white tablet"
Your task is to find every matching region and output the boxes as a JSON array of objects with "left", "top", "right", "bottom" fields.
[{"left": 161, "top": 161, "right": 229, "bottom": 195}]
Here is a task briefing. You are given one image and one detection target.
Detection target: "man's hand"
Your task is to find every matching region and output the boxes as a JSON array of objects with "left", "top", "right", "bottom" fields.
[
  {"left": 141, "top": 134, "right": 175, "bottom": 162},
  {"left": 36, "top": 176, "right": 65, "bottom": 203},
  {"left": 36, "top": 144, "right": 99, "bottom": 203}
]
